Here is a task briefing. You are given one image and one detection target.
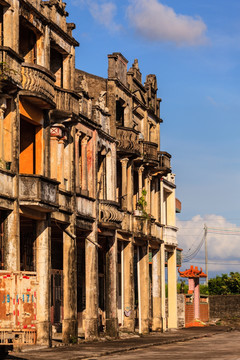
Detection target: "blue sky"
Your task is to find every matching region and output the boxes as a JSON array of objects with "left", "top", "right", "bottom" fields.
[{"left": 66, "top": 0, "right": 240, "bottom": 276}]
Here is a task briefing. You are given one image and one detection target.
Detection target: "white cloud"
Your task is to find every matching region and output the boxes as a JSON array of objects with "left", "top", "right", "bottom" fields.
[
  {"left": 127, "top": 0, "right": 207, "bottom": 46},
  {"left": 76, "top": 0, "right": 120, "bottom": 31},
  {"left": 177, "top": 215, "right": 240, "bottom": 276}
]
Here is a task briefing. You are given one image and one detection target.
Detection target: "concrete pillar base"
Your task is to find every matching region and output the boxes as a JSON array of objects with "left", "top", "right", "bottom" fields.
[
  {"left": 161, "top": 317, "right": 167, "bottom": 332},
  {"left": 85, "top": 319, "right": 99, "bottom": 339},
  {"left": 62, "top": 319, "right": 78, "bottom": 344},
  {"left": 141, "top": 319, "right": 149, "bottom": 334},
  {"left": 152, "top": 318, "right": 161, "bottom": 332},
  {"left": 36, "top": 321, "right": 51, "bottom": 347},
  {"left": 106, "top": 318, "right": 119, "bottom": 337},
  {"left": 122, "top": 318, "right": 135, "bottom": 332}
]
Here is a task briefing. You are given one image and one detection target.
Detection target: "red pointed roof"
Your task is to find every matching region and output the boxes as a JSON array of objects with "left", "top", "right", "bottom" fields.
[{"left": 178, "top": 265, "right": 207, "bottom": 278}]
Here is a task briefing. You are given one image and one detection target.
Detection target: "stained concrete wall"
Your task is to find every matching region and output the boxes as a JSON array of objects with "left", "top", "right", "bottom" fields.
[
  {"left": 75, "top": 69, "right": 107, "bottom": 101},
  {"left": 177, "top": 294, "right": 185, "bottom": 328},
  {"left": 209, "top": 295, "right": 240, "bottom": 320}
]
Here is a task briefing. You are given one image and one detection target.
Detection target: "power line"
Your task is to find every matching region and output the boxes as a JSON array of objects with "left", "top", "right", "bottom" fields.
[{"left": 184, "top": 260, "right": 240, "bottom": 266}]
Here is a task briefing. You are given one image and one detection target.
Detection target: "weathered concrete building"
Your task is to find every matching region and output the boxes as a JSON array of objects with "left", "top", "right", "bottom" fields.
[
  {"left": 77, "top": 53, "right": 178, "bottom": 336},
  {"left": 0, "top": 0, "right": 179, "bottom": 348}
]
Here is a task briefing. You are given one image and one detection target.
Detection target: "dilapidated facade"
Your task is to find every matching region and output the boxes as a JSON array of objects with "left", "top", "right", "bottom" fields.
[{"left": 0, "top": 0, "right": 179, "bottom": 348}]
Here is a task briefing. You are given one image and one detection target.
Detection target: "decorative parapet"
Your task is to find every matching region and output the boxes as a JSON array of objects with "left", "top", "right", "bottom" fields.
[
  {"left": 0, "top": 47, "right": 22, "bottom": 90},
  {"left": 143, "top": 141, "right": 158, "bottom": 162},
  {"left": 116, "top": 127, "right": 141, "bottom": 155},
  {"left": 0, "top": 168, "right": 14, "bottom": 199},
  {"left": 158, "top": 151, "right": 171, "bottom": 170},
  {"left": 21, "top": 63, "right": 55, "bottom": 107},
  {"left": 54, "top": 87, "right": 79, "bottom": 115},
  {"left": 99, "top": 200, "right": 124, "bottom": 225},
  {"left": 19, "top": 174, "right": 59, "bottom": 211},
  {"left": 76, "top": 193, "right": 95, "bottom": 219},
  {"left": 59, "top": 189, "right": 72, "bottom": 213},
  {"left": 163, "top": 225, "right": 178, "bottom": 246},
  {"left": 93, "top": 105, "right": 110, "bottom": 133},
  {"left": 133, "top": 215, "right": 151, "bottom": 236},
  {"left": 121, "top": 212, "right": 132, "bottom": 233},
  {"left": 79, "top": 96, "right": 92, "bottom": 118}
]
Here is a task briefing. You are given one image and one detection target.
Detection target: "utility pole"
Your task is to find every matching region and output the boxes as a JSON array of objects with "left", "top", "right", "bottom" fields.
[{"left": 204, "top": 224, "right": 208, "bottom": 284}]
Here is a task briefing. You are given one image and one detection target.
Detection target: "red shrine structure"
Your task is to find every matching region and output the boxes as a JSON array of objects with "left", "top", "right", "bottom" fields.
[{"left": 179, "top": 265, "right": 208, "bottom": 327}]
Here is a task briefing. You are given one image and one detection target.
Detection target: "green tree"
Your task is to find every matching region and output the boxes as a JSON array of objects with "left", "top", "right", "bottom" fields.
[{"left": 208, "top": 272, "right": 240, "bottom": 295}]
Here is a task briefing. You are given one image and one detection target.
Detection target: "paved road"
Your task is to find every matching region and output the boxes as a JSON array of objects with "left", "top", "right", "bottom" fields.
[
  {"left": 93, "top": 331, "right": 240, "bottom": 360},
  {"left": 5, "top": 328, "right": 240, "bottom": 360}
]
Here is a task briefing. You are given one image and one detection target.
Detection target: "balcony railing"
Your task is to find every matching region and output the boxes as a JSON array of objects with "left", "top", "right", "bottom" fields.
[
  {"left": 19, "top": 174, "right": 59, "bottom": 211},
  {"left": 59, "top": 189, "right": 72, "bottom": 213},
  {"left": 99, "top": 200, "right": 124, "bottom": 225},
  {"left": 133, "top": 216, "right": 151, "bottom": 236},
  {"left": 76, "top": 193, "right": 95, "bottom": 219},
  {"left": 163, "top": 225, "right": 178, "bottom": 246},
  {"left": 116, "top": 127, "right": 141, "bottom": 155},
  {"left": 0, "top": 47, "right": 22, "bottom": 90},
  {"left": 143, "top": 141, "right": 158, "bottom": 162},
  {"left": 158, "top": 151, "right": 171, "bottom": 170},
  {"left": 121, "top": 212, "right": 131, "bottom": 233},
  {"left": 21, "top": 63, "right": 55, "bottom": 107},
  {"left": 0, "top": 168, "right": 15, "bottom": 207},
  {"left": 54, "top": 87, "right": 79, "bottom": 115}
]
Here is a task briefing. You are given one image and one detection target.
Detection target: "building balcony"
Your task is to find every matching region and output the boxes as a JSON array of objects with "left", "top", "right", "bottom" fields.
[
  {"left": 19, "top": 174, "right": 59, "bottom": 212},
  {"left": 121, "top": 212, "right": 132, "bottom": 233},
  {"left": 54, "top": 86, "right": 80, "bottom": 118},
  {"left": 21, "top": 63, "right": 56, "bottom": 109},
  {"left": 0, "top": 168, "right": 15, "bottom": 210},
  {"left": 142, "top": 141, "right": 158, "bottom": 162},
  {"left": 0, "top": 47, "right": 22, "bottom": 92},
  {"left": 133, "top": 215, "right": 151, "bottom": 236},
  {"left": 59, "top": 189, "right": 72, "bottom": 214},
  {"left": 76, "top": 193, "right": 95, "bottom": 220},
  {"left": 116, "top": 127, "right": 141, "bottom": 156},
  {"left": 158, "top": 151, "right": 171, "bottom": 171},
  {"left": 163, "top": 225, "right": 178, "bottom": 246},
  {"left": 99, "top": 200, "right": 124, "bottom": 228}
]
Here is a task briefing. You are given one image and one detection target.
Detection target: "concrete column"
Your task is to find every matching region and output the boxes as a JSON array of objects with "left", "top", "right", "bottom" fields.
[
  {"left": 43, "top": 111, "right": 51, "bottom": 178},
  {"left": 152, "top": 248, "right": 161, "bottom": 331},
  {"left": 123, "top": 240, "right": 135, "bottom": 332},
  {"left": 160, "top": 243, "right": 166, "bottom": 331},
  {"left": 167, "top": 248, "right": 177, "bottom": 329},
  {"left": 57, "top": 139, "right": 65, "bottom": 186},
  {"left": 62, "top": 222, "right": 78, "bottom": 344},
  {"left": 50, "top": 135, "right": 58, "bottom": 180},
  {"left": 138, "top": 244, "right": 149, "bottom": 334},
  {"left": 106, "top": 151, "right": 114, "bottom": 201},
  {"left": 81, "top": 135, "right": 89, "bottom": 196},
  {"left": 4, "top": 205, "right": 20, "bottom": 271},
  {"left": 70, "top": 46, "right": 75, "bottom": 90},
  {"left": 194, "top": 278, "right": 200, "bottom": 319},
  {"left": 138, "top": 166, "right": 144, "bottom": 198},
  {"left": 63, "top": 54, "right": 71, "bottom": 90},
  {"left": 120, "top": 158, "right": 128, "bottom": 210},
  {"left": 37, "top": 34, "right": 44, "bottom": 67},
  {"left": 127, "top": 162, "right": 133, "bottom": 212},
  {"left": 4, "top": 96, "right": 20, "bottom": 271},
  {"left": 152, "top": 178, "right": 158, "bottom": 220},
  {"left": 85, "top": 225, "right": 99, "bottom": 339},
  {"left": 4, "top": 0, "right": 19, "bottom": 51},
  {"left": 145, "top": 173, "right": 151, "bottom": 214},
  {"left": 160, "top": 179, "right": 164, "bottom": 224},
  {"left": 75, "top": 131, "right": 81, "bottom": 192},
  {"left": 105, "top": 235, "right": 118, "bottom": 337},
  {"left": 36, "top": 217, "right": 51, "bottom": 346},
  {"left": 0, "top": 98, "right": 6, "bottom": 161},
  {"left": 44, "top": 26, "right": 51, "bottom": 70}
]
